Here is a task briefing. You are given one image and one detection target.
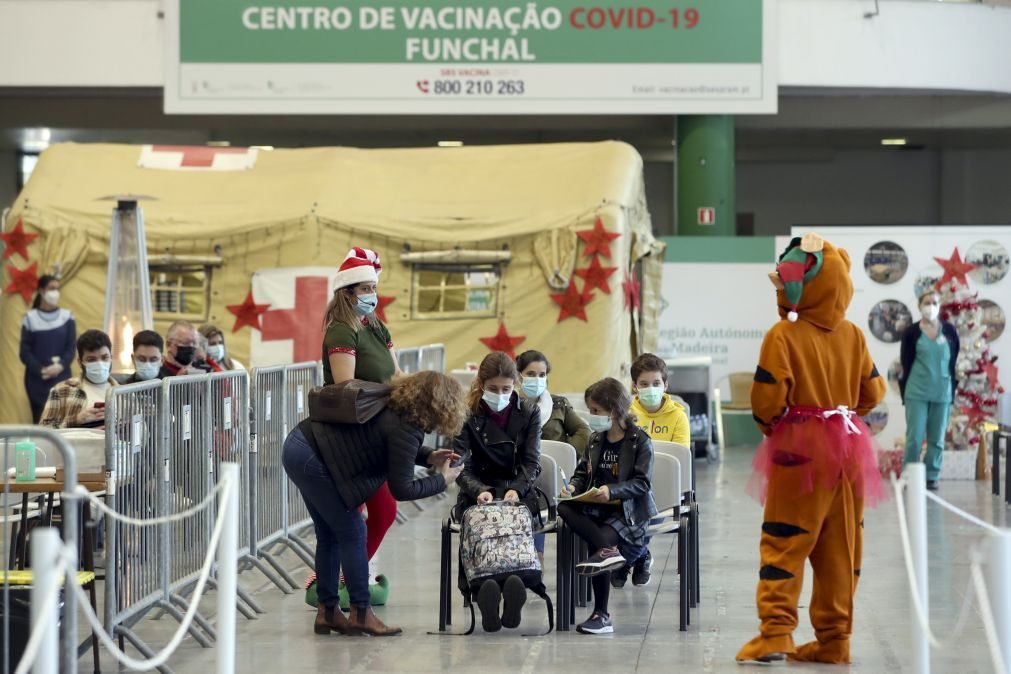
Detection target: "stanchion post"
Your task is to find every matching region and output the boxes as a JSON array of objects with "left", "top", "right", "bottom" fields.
[
  {"left": 906, "top": 463, "right": 930, "bottom": 674},
  {"left": 217, "top": 463, "right": 239, "bottom": 674},
  {"left": 986, "top": 529, "right": 1011, "bottom": 672},
  {"left": 30, "top": 529, "right": 60, "bottom": 674}
]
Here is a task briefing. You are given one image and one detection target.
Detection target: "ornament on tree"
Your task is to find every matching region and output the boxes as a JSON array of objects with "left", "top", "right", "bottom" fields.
[
  {"left": 550, "top": 281, "right": 594, "bottom": 322},
  {"left": 4, "top": 261, "right": 39, "bottom": 303},
  {"left": 227, "top": 291, "right": 271, "bottom": 332},
  {"left": 478, "top": 323, "right": 525, "bottom": 359},
  {"left": 933, "top": 248, "right": 977, "bottom": 290},
  {"left": 574, "top": 256, "right": 617, "bottom": 294},
  {"left": 576, "top": 217, "right": 621, "bottom": 259},
  {"left": 0, "top": 219, "right": 39, "bottom": 261}
]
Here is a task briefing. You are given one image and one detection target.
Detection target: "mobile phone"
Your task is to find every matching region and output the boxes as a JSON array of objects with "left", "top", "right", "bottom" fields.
[
  {"left": 95, "top": 402, "right": 106, "bottom": 409},
  {"left": 450, "top": 452, "right": 470, "bottom": 468}
]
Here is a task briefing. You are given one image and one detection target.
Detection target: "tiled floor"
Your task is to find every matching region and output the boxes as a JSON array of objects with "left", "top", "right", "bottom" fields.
[{"left": 99, "top": 446, "right": 1004, "bottom": 673}]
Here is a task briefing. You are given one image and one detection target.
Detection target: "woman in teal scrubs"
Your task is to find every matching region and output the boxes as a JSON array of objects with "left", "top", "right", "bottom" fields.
[{"left": 899, "top": 289, "right": 960, "bottom": 490}]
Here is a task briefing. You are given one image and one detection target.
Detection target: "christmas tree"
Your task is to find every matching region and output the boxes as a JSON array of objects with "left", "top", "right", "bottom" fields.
[{"left": 934, "top": 248, "right": 1004, "bottom": 451}]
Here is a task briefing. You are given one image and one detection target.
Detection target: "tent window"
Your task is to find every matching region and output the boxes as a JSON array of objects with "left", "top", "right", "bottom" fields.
[
  {"left": 150, "top": 265, "right": 211, "bottom": 322},
  {"left": 411, "top": 264, "right": 501, "bottom": 320}
]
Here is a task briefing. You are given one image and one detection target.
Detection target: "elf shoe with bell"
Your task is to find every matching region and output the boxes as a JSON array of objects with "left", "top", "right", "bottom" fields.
[
  {"left": 337, "top": 574, "right": 391, "bottom": 609},
  {"left": 304, "top": 573, "right": 319, "bottom": 608}
]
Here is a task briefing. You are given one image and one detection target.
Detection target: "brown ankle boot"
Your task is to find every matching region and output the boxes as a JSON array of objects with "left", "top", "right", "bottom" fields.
[
  {"left": 314, "top": 605, "right": 350, "bottom": 635},
  {"left": 347, "top": 605, "right": 403, "bottom": 637}
]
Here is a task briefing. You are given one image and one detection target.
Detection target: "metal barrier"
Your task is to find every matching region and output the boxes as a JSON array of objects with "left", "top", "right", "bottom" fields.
[
  {"left": 281, "top": 362, "right": 321, "bottom": 566},
  {"left": 991, "top": 427, "right": 1011, "bottom": 505},
  {"left": 249, "top": 366, "right": 300, "bottom": 590},
  {"left": 0, "top": 426, "right": 80, "bottom": 674},
  {"left": 418, "top": 343, "right": 446, "bottom": 373}
]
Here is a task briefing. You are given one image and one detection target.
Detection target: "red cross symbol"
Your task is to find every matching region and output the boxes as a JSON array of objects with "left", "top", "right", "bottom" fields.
[
  {"left": 148, "top": 145, "right": 252, "bottom": 168},
  {"left": 260, "top": 276, "right": 329, "bottom": 362}
]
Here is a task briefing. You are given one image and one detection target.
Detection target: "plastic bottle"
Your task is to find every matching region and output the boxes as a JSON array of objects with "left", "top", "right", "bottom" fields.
[{"left": 15, "top": 440, "right": 36, "bottom": 482}]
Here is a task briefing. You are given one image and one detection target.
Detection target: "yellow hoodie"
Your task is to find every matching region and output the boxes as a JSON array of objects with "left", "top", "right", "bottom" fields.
[{"left": 631, "top": 394, "right": 691, "bottom": 446}]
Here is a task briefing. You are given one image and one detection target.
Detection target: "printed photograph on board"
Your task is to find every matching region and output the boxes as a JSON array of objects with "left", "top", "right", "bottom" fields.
[
  {"left": 868, "top": 300, "right": 913, "bottom": 343},
  {"left": 887, "top": 358, "right": 903, "bottom": 396},
  {"left": 861, "top": 402, "right": 889, "bottom": 435},
  {"left": 967, "top": 240, "right": 1010, "bottom": 285},
  {"left": 980, "top": 299, "right": 1006, "bottom": 341},
  {"left": 864, "top": 241, "right": 909, "bottom": 284},
  {"left": 913, "top": 263, "right": 944, "bottom": 302}
]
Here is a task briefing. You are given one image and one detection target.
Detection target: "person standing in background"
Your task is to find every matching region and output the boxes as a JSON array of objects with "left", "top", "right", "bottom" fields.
[
  {"left": 199, "top": 324, "right": 245, "bottom": 371},
  {"left": 899, "top": 289, "right": 960, "bottom": 491},
  {"left": 20, "top": 275, "right": 76, "bottom": 423}
]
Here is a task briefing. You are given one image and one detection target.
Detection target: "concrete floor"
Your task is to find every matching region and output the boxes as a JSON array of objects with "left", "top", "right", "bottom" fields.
[{"left": 93, "top": 446, "right": 1004, "bottom": 673}]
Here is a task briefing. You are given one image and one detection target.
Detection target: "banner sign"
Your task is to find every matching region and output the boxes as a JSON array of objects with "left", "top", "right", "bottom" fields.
[{"left": 165, "top": 0, "right": 776, "bottom": 114}]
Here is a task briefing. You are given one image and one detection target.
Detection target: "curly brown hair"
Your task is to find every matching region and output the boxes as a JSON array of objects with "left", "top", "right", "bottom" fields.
[{"left": 387, "top": 371, "right": 469, "bottom": 437}]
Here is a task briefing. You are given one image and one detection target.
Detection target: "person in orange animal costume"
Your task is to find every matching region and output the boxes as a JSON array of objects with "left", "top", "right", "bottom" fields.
[{"left": 736, "top": 233, "right": 887, "bottom": 666}]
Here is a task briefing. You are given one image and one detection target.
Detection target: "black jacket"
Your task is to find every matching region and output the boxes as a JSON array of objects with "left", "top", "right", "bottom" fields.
[
  {"left": 298, "top": 408, "right": 445, "bottom": 510},
  {"left": 454, "top": 395, "right": 542, "bottom": 513},
  {"left": 898, "top": 321, "right": 960, "bottom": 403},
  {"left": 568, "top": 425, "right": 658, "bottom": 527}
]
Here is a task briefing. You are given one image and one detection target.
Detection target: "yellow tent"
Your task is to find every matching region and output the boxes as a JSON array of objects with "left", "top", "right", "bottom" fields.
[{"left": 0, "top": 141, "right": 664, "bottom": 424}]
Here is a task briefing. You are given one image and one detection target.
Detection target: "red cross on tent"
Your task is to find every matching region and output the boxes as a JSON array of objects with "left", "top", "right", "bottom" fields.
[
  {"left": 261, "top": 276, "right": 329, "bottom": 362},
  {"left": 138, "top": 145, "right": 258, "bottom": 171}
]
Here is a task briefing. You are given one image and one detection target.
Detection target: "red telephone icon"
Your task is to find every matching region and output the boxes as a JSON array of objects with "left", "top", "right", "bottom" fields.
[{"left": 416, "top": 80, "right": 430, "bottom": 94}]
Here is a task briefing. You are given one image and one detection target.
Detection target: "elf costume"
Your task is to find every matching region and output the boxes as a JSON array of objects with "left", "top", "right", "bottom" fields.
[{"left": 737, "top": 233, "right": 887, "bottom": 666}]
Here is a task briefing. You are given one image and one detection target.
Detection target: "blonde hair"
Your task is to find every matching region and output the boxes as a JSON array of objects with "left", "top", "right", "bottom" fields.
[
  {"left": 918, "top": 288, "right": 941, "bottom": 306},
  {"left": 322, "top": 285, "right": 380, "bottom": 332},
  {"left": 388, "top": 371, "right": 468, "bottom": 436},
  {"left": 467, "top": 351, "right": 518, "bottom": 413}
]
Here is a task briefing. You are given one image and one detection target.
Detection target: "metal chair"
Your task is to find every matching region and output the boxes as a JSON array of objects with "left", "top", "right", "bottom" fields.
[
  {"left": 654, "top": 440, "right": 700, "bottom": 608},
  {"left": 647, "top": 452, "right": 691, "bottom": 631}
]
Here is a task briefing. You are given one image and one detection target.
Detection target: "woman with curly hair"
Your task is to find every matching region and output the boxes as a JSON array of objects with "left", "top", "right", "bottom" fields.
[{"left": 283, "top": 370, "right": 468, "bottom": 637}]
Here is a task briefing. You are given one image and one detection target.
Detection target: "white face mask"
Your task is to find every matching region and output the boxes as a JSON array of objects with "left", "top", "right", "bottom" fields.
[
  {"left": 922, "top": 304, "right": 940, "bottom": 321},
  {"left": 84, "top": 361, "right": 111, "bottom": 385},
  {"left": 588, "top": 414, "right": 613, "bottom": 433},
  {"left": 482, "top": 390, "right": 511, "bottom": 413},
  {"left": 42, "top": 290, "right": 60, "bottom": 307},
  {"left": 207, "top": 344, "right": 226, "bottom": 362},
  {"left": 134, "top": 361, "right": 161, "bottom": 381}
]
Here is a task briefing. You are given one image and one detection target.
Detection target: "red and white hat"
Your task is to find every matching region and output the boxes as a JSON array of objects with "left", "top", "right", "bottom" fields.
[{"left": 334, "top": 247, "right": 382, "bottom": 290}]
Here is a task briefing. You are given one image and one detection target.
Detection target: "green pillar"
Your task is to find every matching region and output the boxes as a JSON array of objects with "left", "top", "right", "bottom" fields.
[{"left": 676, "top": 115, "right": 735, "bottom": 236}]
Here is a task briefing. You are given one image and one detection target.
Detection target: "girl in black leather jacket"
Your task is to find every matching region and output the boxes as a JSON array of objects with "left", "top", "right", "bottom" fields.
[{"left": 559, "top": 377, "right": 657, "bottom": 635}]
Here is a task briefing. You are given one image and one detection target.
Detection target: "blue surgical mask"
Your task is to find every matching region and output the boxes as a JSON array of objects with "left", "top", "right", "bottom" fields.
[
  {"left": 354, "top": 293, "right": 378, "bottom": 316},
  {"left": 207, "top": 344, "right": 226, "bottom": 362},
  {"left": 135, "top": 361, "right": 161, "bottom": 381},
  {"left": 482, "top": 390, "right": 512, "bottom": 413},
  {"left": 588, "top": 414, "right": 613, "bottom": 433},
  {"left": 84, "top": 361, "right": 111, "bottom": 385},
  {"left": 638, "top": 386, "right": 665, "bottom": 409},
  {"left": 521, "top": 376, "right": 547, "bottom": 398}
]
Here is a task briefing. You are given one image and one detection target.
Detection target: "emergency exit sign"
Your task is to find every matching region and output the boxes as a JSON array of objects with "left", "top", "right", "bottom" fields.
[{"left": 697, "top": 207, "right": 716, "bottom": 225}]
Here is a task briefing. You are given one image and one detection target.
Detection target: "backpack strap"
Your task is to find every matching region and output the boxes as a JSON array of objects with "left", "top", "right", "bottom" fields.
[
  {"left": 520, "top": 585, "right": 555, "bottom": 637},
  {"left": 427, "top": 597, "right": 477, "bottom": 637}
]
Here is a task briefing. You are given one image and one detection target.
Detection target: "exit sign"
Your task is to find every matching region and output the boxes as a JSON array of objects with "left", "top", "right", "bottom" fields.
[{"left": 697, "top": 207, "right": 716, "bottom": 225}]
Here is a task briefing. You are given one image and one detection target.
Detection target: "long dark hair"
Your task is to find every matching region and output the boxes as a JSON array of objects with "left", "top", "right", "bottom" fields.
[
  {"left": 31, "top": 275, "right": 58, "bottom": 310},
  {"left": 467, "top": 351, "right": 518, "bottom": 413}
]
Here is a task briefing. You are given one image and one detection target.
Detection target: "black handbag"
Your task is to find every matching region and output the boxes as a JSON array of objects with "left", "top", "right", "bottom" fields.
[{"left": 307, "top": 379, "right": 391, "bottom": 424}]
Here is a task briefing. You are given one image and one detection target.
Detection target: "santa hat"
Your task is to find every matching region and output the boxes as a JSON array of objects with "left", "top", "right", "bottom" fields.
[
  {"left": 770, "top": 232, "right": 824, "bottom": 322},
  {"left": 334, "top": 247, "right": 382, "bottom": 289}
]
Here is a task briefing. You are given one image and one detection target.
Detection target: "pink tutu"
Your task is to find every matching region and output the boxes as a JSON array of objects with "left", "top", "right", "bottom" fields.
[{"left": 747, "top": 405, "right": 887, "bottom": 508}]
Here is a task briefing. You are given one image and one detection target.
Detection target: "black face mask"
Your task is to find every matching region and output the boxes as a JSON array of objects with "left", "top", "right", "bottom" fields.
[{"left": 175, "top": 346, "right": 196, "bottom": 366}]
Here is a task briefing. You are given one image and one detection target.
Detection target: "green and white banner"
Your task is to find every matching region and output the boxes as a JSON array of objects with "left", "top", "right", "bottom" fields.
[{"left": 164, "top": 0, "right": 776, "bottom": 114}]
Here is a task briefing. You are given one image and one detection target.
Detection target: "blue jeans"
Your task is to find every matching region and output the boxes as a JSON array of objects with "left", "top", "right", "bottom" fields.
[{"left": 282, "top": 427, "right": 369, "bottom": 607}]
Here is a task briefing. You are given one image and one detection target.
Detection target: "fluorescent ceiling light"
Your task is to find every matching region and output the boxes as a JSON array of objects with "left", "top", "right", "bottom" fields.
[
  {"left": 250, "top": 145, "right": 274, "bottom": 151},
  {"left": 207, "top": 140, "right": 231, "bottom": 147},
  {"left": 880, "top": 138, "right": 907, "bottom": 146},
  {"left": 438, "top": 140, "right": 464, "bottom": 148},
  {"left": 22, "top": 127, "right": 51, "bottom": 152}
]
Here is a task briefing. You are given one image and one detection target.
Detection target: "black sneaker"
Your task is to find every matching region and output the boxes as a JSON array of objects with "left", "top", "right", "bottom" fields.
[
  {"left": 632, "top": 550, "right": 652, "bottom": 586},
  {"left": 926, "top": 480, "right": 939, "bottom": 491},
  {"left": 576, "top": 546, "right": 626, "bottom": 576},
  {"left": 610, "top": 564, "right": 630, "bottom": 589},
  {"left": 737, "top": 652, "right": 787, "bottom": 666},
  {"left": 500, "top": 575, "right": 527, "bottom": 629},
  {"left": 477, "top": 579, "right": 502, "bottom": 633},
  {"left": 576, "top": 611, "right": 614, "bottom": 635}
]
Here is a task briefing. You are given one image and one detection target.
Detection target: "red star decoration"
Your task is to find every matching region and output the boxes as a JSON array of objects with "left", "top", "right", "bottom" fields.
[
  {"left": 933, "top": 248, "right": 977, "bottom": 290},
  {"left": 577, "top": 217, "right": 621, "bottom": 259},
  {"left": 1, "top": 219, "right": 39, "bottom": 261},
  {"left": 984, "top": 361, "right": 1001, "bottom": 393},
  {"left": 550, "top": 281, "right": 595, "bottom": 322},
  {"left": 478, "top": 323, "right": 526, "bottom": 359},
  {"left": 574, "top": 256, "right": 618, "bottom": 294},
  {"left": 4, "top": 261, "right": 39, "bottom": 304},
  {"left": 227, "top": 291, "right": 271, "bottom": 333},
  {"left": 622, "top": 272, "right": 641, "bottom": 311},
  {"left": 375, "top": 295, "right": 396, "bottom": 323}
]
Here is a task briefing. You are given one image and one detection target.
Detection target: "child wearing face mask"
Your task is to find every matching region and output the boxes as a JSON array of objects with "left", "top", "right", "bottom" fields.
[
  {"left": 453, "top": 351, "right": 542, "bottom": 632},
  {"left": 40, "top": 329, "right": 118, "bottom": 429},
  {"left": 899, "top": 289, "right": 960, "bottom": 491},
  {"left": 559, "top": 377, "right": 657, "bottom": 635}
]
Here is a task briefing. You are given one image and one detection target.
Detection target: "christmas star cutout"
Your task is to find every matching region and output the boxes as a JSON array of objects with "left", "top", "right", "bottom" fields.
[
  {"left": 376, "top": 295, "right": 396, "bottom": 323},
  {"left": 984, "top": 361, "right": 1001, "bottom": 393},
  {"left": 574, "top": 256, "right": 618, "bottom": 294},
  {"left": 1, "top": 219, "right": 38, "bottom": 261},
  {"left": 551, "top": 282, "right": 595, "bottom": 322},
  {"left": 577, "top": 217, "right": 621, "bottom": 259},
  {"left": 960, "top": 404, "right": 990, "bottom": 430},
  {"left": 478, "top": 323, "right": 526, "bottom": 359},
  {"left": 933, "top": 248, "right": 977, "bottom": 290},
  {"left": 227, "top": 291, "right": 271, "bottom": 332},
  {"left": 622, "top": 272, "right": 642, "bottom": 311},
  {"left": 4, "top": 261, "right": 38, "bottom": 303}
]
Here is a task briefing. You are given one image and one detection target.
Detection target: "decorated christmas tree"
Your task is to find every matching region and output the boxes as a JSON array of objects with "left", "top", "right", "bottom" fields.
[{"left": 934, "top": 248, "right": 1004, "bottom": 451}]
